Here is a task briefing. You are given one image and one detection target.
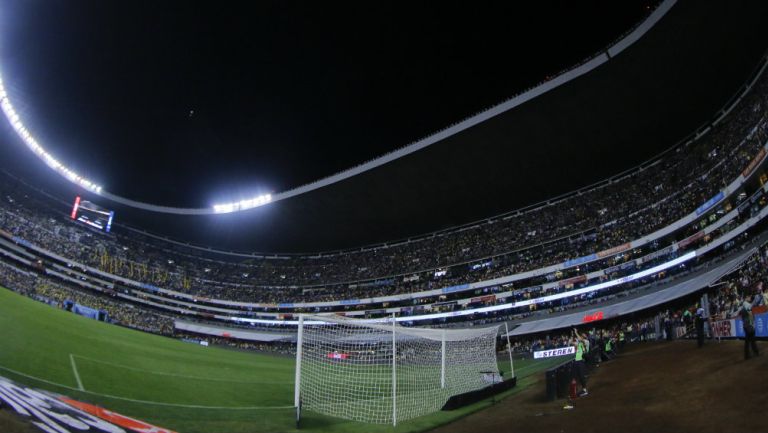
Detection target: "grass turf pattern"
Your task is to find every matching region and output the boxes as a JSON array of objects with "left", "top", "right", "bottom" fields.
[{"left": 0, "top": 287, "right": 568, "bottom": 433}]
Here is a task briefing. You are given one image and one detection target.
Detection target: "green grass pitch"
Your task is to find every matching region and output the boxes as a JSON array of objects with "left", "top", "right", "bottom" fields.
[{"left": 0, "top": 287, "right": 568, "bottom": 433}]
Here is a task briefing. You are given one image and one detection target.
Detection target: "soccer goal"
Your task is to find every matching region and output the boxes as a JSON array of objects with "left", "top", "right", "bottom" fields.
[{"left": 294, "top": 314, "right": 503, "bottom": 426}]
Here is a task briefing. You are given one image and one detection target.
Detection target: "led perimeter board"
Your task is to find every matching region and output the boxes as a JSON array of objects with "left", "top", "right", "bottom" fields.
[{"left": 71, "top": 196, "right": 115, "bottom": 232}]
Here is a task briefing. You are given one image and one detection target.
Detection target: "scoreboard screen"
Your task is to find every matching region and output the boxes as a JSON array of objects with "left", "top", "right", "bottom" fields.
[{"left": 71, "top": 196, "right": 115, "bottom": 232}]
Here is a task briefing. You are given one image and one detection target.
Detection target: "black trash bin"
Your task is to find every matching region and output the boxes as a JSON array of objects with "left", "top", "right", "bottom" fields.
[
  {"left": 545, "top": 369, "right": 557, "bottom": 401},
  {"left": 545, "top": 359, "right": 574, "bottom": 401}
]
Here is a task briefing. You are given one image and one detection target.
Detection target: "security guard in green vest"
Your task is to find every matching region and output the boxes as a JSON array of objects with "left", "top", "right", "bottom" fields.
[
  {"left": 572, "top": 328, "right": 588, "bottom": 396},
  {"left": 618, "top": 330, "right": 625, "bottom": 351},
  {"left": 604, "top": 335, "right": 615, "bottom": 360}
]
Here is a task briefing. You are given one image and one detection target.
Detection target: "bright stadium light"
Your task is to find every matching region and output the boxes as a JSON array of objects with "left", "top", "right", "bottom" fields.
[
  {"left": 0, "top": 3, "right": 674, "bottom": 215},
  {"left": 0, "top": 75, "right": 103, "bottom": 194},
  {"left": 213, "top": 193, "right": 272, "bottom": 213},
  {"left": 0, "top": 66, "right": 275, "bottom": 215}
]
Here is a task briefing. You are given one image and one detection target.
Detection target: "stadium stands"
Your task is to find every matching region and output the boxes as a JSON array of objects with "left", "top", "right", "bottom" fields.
[{"left": 0, "top": 53, "right": 767, "bottom": 344}]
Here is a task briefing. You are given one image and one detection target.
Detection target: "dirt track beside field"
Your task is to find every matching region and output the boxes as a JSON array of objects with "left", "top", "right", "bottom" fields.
[{"left": 431, "top": 340, "right": 767, "bottom": 433}]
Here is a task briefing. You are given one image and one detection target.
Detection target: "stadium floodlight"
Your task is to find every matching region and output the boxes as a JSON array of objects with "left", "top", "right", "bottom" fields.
[
  {"left": 212, "top": 194, "right": 272, "bottom": 213},
  {"left": 0, "top": 3, "right": 673, "bottom": 214},
  {"left": 0, "top": 67, "right": 273, "bottom": 215},
  {"left": 0, "top": 75, "right": 103, "bottom": 194},
  {"left": 295, "top": 314, "right": 502, "bottom": 426}
]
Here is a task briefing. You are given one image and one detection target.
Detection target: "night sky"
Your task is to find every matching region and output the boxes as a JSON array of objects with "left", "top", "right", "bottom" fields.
[
  {"left": 0, "top": 0, "right": 655, "bottom": 207},
  {"left": 0, "top": 1, "right": 766, "bottom": 252}
]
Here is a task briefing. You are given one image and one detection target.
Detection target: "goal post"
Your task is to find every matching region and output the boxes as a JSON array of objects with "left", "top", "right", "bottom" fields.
[
  {"left": 391, "top": 313, "right": 397, "bottom": 426},
  {"left": 504, "top": 321, "right": 515, "bottom": 378},
  {"left": 294, "top": 314, "right": 501, "bottom": 426},
  {"left": 294, "top": 314, "right": 304, "bottom": 426}
]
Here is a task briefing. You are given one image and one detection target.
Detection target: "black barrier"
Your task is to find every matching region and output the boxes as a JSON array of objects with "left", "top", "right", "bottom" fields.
[
  {"left": 441, "top": 377, "right": 517, "bottom": 410},
  {"left": 545, "top": 358, "right": 575, "bottom": 401}
]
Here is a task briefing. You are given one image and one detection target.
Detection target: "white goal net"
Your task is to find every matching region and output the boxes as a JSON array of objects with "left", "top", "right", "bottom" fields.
[{"left": 294, "top": 315, "right": 502, "bottom": 425}]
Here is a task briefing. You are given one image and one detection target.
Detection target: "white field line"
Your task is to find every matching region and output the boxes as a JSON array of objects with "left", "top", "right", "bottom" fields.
[
  {"left": 69, "top": 354, "right": 84, "bottom": 391},
  {"left": 72, "top": 354, "right": 292, "bottom": 385},
  {"left": 0, "top": 364, "right": 293, "bottom": 410}
]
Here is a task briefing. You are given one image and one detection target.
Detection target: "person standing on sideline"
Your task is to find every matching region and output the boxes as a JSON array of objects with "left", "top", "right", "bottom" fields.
[
  {"left": 695, "top": 306, "right": 706, "bottom": 348},
  {"left": 618, "top": 329, "right": 625, "bottom": 351},
  {"left": 572, "top": 328, "right": 588, "bottom": 396},
  {"left": 740, "top": 300, "right": 759, "bottom": 359}
]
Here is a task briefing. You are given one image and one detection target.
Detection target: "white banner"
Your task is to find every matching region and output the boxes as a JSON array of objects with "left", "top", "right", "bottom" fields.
[{"left": 533, "top": 346, "right": 575, "bottom": 359}]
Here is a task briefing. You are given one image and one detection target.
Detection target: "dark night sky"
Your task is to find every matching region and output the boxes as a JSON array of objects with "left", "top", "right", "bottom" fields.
[
  {"left": 0, "top": 0, "right": 656, "bottom": 207},
  {"left": 0, "top": 1, "right": 766, "bottom": 253}
]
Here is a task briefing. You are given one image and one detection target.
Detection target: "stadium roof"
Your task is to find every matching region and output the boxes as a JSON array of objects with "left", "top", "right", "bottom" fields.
[{"left": 0, "top": 1, "right": 767, "bottom": 253}]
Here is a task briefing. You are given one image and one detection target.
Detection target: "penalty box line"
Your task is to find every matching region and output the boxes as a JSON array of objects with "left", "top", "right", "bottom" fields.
[
  {"left": 69, "top": 353, "right": 84, "bottom": 391},
  {"left": 0, "top": 364, "right": 294, "bottom": 410}
]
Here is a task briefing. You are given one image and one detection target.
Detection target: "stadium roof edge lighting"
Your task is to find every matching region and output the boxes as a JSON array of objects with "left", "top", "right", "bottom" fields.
[
  {"left": 213, "top": 194, "right": 272, "bottom": 213},
  {"left": 0, "top": 76, "right": 103, "bottom": 195},
  {"left": 0, "top": 0, "right": 674, "bottom": 215}
]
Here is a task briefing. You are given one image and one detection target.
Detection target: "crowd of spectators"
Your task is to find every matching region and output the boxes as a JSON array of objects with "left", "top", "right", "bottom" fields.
[
  {"left": 508, "top": 240, "right": 768, "bottom": 360},
  {"left": 509, "top": 314, "right": 667, "bottom": 357},
  {"left": 0, "top": 262, "right": 174, "bottom": 335},
  {"left": 0, "top": 165, "right": 764, "bottom": 332},
  {"left": 0, "top": 260, "right": 304, "bottom": 355},
  {"left": 0, "top": 237, "right": 764, "bottom": 359},
  {"left": 0, "top": 59, "right": 766, "bottom": 308},
  {"left": 171, "top": 240, "right": 768, "bottom": 356},
  {"left": 707, "top": 243, "right": 768, "bottom": 320},
  {"left": 174, "top": 331, "right": 295, "bottom": 356}
]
